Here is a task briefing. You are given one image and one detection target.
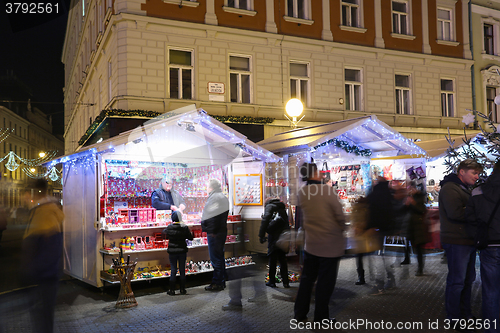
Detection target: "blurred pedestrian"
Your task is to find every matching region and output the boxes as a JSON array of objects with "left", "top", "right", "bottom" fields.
[
  {"left": 366, "top": 176, "right": 397, "bottom": 295},
  {"left": 201, "top": 179, "right": 229, "bottom": 292},
  {"left": 294, "top": 162, "right": 346, "bottom": 323},
  {"left": 351, "top": 196, "right": 370, "bottom": 285},
  {"left": 152, "top": 175, "right": 186, "bottom": 212},
  {"left": 21, "top": 179, "right": 64, "bottom": 333},
  {"left": 258, "top": 196, "right": 290, "bottom": 288},
  {"left": 0, "top": 204, "right": 7, "bottom": 248},
  {"left": 163, "top": 210, "right": 193, "bottom": 295},
  {"left": 466, "top": 160, "right": 500, "bottom": 333},
  {"left": 406, "top": 185, "right": 431, "bottom": 276},
  {"left": 392, "top": 184, "right": 411, "bottom": 265},
  {"left": 439, "top": 158, "right": 483, "bottom": 324}
]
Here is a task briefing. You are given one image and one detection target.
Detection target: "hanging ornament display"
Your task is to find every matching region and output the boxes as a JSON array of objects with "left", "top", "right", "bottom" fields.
[
  {"left": 48, "top": 167, "right": 59, "bottom": 181},
  {"left": 5, "top": 152, "right": 19, "bottom": 171}
]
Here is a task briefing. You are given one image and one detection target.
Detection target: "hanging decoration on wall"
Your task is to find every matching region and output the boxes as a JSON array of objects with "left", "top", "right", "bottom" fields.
[{"left": 312, "top": 138, "right": 372, "bottom": 157}]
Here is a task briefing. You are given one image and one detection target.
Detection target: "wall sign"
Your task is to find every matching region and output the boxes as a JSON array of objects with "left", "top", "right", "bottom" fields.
[
  {"left": 208, "top": 82, "right": 225, "bottom": 94},
  {"left": 234, "top": 174, "right": 262, "bottom": 206}
]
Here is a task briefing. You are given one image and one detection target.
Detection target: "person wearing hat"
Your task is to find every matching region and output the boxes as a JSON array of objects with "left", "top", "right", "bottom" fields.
[
  {"left": 152, "top": 176, "right": 186, "bottom": 212},
  {"left": 163, "top": 210, "right": 193, "bottom": 295}
]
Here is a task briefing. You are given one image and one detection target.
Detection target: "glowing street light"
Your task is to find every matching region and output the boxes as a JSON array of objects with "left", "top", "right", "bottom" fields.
[
  {"left": 39, "top": 152, "right": 46, "bottom": 158},
  {"left": 285, "top": 98, "right": 305, "bottom": 129}
]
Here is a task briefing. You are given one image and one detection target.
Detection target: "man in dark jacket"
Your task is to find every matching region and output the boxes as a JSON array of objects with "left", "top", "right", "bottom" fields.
[
  {"left": 201, "top": 179, "right": 229, "bottom": 291},
  {"left": 151, "top": 176, "right": 186, "bottom": 212},
  {"left": 465, "top": 160, "right": 500, "bottom": 333},
  {"left": 439, "top": 158, "right": 483, "bottom": 324},
  {"left": 163, "top": 211, "right": 193, "bottom": 295}
]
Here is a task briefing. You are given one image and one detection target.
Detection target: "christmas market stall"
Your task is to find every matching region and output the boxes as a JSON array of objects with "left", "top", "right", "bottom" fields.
[{"left": 45, "top": 107, "right": 279, "bottom": 288}]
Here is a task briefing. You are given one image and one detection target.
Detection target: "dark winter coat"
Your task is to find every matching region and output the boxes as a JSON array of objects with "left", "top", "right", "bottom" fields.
[
  {"left": 439, "top": 173, "right": 474, "bottom": 245},
  {"left": 163, "top": 222, "right": 193, "bottom": 254},
  {"left": 258, "top": 199, "right": 289, "bottom": 254},
  {"left": 367, "top": 180, "right": 395, "bottom": 233},
  {"left": 407, "top": 191, "right": 431, "bottom": 246},
  {"left": 465, "top": 172, "right": 500, "bottom": 245},
  {"left": 151, "top": 188, "right": 186, "bottom": 211},
  {"left": 201, "top": 188, "right": 229, "bottom": 236}
]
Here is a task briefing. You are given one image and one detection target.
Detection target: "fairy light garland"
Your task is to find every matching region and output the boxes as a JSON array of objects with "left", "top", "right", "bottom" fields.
[{"left": 312, "top": 138, "right": 372, "bottom": 156}]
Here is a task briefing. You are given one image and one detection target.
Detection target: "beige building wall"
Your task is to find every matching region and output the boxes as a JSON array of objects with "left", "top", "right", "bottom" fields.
[{"left": 63, "top": 0, "right": 474, "bottom": 154}]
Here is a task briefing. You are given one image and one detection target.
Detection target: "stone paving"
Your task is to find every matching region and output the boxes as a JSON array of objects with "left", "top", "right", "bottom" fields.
[{"left": 0, "top": 250, "right": 484, "bottom": 333}]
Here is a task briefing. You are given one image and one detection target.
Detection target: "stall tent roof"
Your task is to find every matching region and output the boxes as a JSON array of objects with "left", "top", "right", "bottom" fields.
[
  {"left": 46, "top": 108, "right": 280, "bottom": 167},
  {"left": 415, "top": 133, "right": 481, "bottom": 160},
  {"left": 257, "top": 115, "right": 426, "bottom": 158}
]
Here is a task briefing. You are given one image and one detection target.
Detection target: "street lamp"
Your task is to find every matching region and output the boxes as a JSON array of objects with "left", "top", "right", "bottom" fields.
[
  {"left": 39, "top": 152, "right": 46, "bottom": 158},
  {"left": 285, "top": 98, "right": 305, "bottom": 129},
  {"left": 30, "top": 168, "right": 36, "bottom": 173}
]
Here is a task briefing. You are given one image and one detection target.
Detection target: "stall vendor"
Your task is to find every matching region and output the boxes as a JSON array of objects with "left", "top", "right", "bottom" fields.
[{"left": 151, "top": 176, "right": 186, "bottom": 212}]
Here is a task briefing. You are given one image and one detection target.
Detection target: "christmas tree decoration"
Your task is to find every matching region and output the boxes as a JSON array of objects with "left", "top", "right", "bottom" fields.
[{"left": 5, "top": 152, "right": 19, "bottom": 171}]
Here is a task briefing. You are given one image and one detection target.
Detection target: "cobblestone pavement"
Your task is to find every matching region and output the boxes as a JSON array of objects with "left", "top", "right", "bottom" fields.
[{"left": 0, "top": 247, "right": 484, "bottom": 333}]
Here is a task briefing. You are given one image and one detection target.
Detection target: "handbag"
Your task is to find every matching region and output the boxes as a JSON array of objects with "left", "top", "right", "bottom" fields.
[
  {"left": 352, "top": 228, "right": 382, "bottom": 254},
  {"left": 276, "top": 228, "right": 304, "bottom": 253},
  {"left": 267, "top": 212, "right": 286, "bottom": 234},
  {"left": 473, "top": 196, "right": 500, "bottom": 250}
]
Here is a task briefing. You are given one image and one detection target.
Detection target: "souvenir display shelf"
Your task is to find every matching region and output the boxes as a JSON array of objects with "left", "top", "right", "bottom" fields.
[{"left": 100, "top": 160, "right": 251, "bottom": 285}]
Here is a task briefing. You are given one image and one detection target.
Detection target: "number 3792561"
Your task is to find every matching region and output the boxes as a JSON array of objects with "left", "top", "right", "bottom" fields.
[{"left": 6, "top": 2, "right": 59, "bottom": 14}]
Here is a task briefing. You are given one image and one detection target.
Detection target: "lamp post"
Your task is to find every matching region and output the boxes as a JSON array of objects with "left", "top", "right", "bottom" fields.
[
  {"left": 39, "top": 152, "right": 46, "bottom": 158},
  {"left": 285, "top": 98, "right": 304, "bottom": 129}
]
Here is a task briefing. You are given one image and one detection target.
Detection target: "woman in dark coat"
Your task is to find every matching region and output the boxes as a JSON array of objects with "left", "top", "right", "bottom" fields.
[
  {"left": 258, "top": 197, "right": 290, "bottom": 288},
  {"left": 407, "top": 188, "right": 431, "bottom": 276},
  {"left": 163, "top": 211, "right": 193, "bottom": 295}
]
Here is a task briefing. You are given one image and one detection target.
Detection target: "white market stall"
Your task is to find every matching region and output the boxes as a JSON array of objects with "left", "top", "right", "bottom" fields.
[
  {"left": 258, "top": 115, "right": 427, "bottom": 215},
  {"left": 47, "top": 107, "right": 279, "bottom": 287}
]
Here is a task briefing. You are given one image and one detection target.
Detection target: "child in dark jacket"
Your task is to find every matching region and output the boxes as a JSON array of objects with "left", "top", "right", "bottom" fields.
[{"left": 163, "top": 211, "right": 193, "bottom": 295}]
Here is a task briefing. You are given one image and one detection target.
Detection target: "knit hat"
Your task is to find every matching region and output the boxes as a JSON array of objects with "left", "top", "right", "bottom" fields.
[{"left": 171, "top": 210, "right": 182, "bottom": 222}]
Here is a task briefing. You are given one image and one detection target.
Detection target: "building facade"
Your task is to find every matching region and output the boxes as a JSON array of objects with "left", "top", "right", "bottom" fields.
[
  {"left": 0, "top": 73, "right": 65, "bottom": 208},
  {"left": 471, "top": 0, "right": 500, "bottom": 127},
  {"left": 62, "top": 0, "right": 475, "bottom": 154}
]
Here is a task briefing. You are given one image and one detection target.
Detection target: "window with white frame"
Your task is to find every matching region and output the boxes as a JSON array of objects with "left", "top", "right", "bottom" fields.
[
  {"left": 227, "top": 0, "right": 252, "bottom": 10},
  {"left": 486, "top": 86, "right": 499, "bottom": 123},
  {"left": 484, "top": 24, "right": 494, "bottom": 55},
  {"left": 345, "top": 69, "right": 362, "bottom": 111},
  {"left": 395, "top": 74, "right": 411, "bottom": 115},
  {"left": 287, "top": 0, "right": 309, "bottom": 20},
  {"left": 230, "top": 56, "right": 251, "bottom": 104},
  {"left": 342, "top": 0, "right": 359, "bottom": 27},
  {"left": 290, "top": 62, "right": 309, "bottom": 106},
  {"left": 392, "top": 1, "right": 409, "bottom": 35},
  {"left": 169, "top": 49, "right": 193, "bottom": 100},
  {"left": 437, "top": 8, "right": 452, "bottom": 41},
  {"left": 440, "top": 79, "right": 454, "bottom": 117}
]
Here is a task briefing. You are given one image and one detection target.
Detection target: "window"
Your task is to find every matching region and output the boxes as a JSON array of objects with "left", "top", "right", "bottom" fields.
[
  {"left": 287, "top": 0, "right": 308, "bottom": 20},
  {"left": 487, "top": 86, "right": 499, "bottom": 123},
  {"left": 437, "top": 8, "right": 452, "bottom": 41},
  {"left": 441, "top": 79, "right": 454, "bottom": 117},
  {"left": 345, "top": 69, "right": 362, "bottom": 111},
  {"left": 169, "top": 49, "right": 193, "bottom": 100},
  {"left": 392, "top": 1, "right": 408, "bottom": 35},
  {"left": 484, "top": 24, "right": 494, "bottom": 55},
  {"left": 342, "top": 0, "right": 359, "bottom": 27},
  {"left": 290, "top": 62, "right": 309, "bottom": 106},
  {"left": 395, "top": 74, "right": 411, "bottom": 115},
  {"left": 230, "top": 56, "right": 251, "bottom": 103},
  {"left": 227, "top": 0, "right": 251, "bottom": 10}
]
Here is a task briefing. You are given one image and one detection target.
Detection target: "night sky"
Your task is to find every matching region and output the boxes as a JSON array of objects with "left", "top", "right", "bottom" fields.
[{"left": 0, "top": 1, "right": 69, "bottom": 136}]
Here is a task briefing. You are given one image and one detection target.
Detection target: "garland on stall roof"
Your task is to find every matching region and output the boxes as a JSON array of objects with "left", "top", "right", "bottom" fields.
[
  {"left": 211, "top": 115, "right": 274, "bottom": 124},
  {"left": 313, "top": 138, "right": 372, "bottom": 157},
  {"left": 78, "top": 110, "right": 275, "bottom": 147},
  {"left": 78, "top": 109, "right": 162, "bottom": 146}
]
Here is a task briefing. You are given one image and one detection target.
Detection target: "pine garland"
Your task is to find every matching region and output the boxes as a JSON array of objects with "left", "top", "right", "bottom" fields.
[{"left": 313, "top": 138, "right": 372, "bottom": 156}]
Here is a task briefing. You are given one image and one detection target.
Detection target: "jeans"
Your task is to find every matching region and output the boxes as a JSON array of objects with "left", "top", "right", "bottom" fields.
[
  {"left": 207, "top": 233, "right": 226, "bottom": 286},
  {"left": 169, "top": 252, "right": 187, "bottom": 284},
  {"left": 294, "top": 251, "right": 340, "bottom": 322},
  {"left": 30, "top": 279, "right": 59, "bottom": 333},
  {"left": 442, "top": 243, "right": 477, "bottom": 320},
  {"left": 480, "top": 247, "right": 500, "bottom": 333},
  {"left": 268, "top": 249, "right": 288, "bottom": 284},
  {"left": 366, "top": 251, "right": 395, "bottom": 289}
]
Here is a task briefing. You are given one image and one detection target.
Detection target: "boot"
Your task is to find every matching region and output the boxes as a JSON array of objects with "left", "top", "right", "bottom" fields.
[
  {"left": 167, "top": 281, "right": 176, "bottom": 295},
  {"left": 180, "top": 279, "right": 187, "bottom": 295},
  {"left": 355, "top": 269, "right": 365, "bottom": 285}
]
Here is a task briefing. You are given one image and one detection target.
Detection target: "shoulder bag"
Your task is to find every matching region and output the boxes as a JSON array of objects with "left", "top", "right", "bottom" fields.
[{"left": 474, "top": 196, "right": 500, "bottom": 250}]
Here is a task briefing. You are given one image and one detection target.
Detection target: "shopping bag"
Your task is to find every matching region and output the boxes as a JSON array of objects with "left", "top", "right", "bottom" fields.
[
  {"left": 351, "top": 228, "right": 382, "bottom": 254},
  {"left": 276, "top": 228, "right": 304, "bottom": 253}
]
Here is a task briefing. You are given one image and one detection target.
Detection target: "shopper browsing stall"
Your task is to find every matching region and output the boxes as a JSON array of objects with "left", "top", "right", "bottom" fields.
[
  {"left": 151, "top": 176, "right": 186, "bottom": 212},
  {"left": 163, "top": 211, "right": 193, "bottom": 295},
  {"left": 201, "top": 179, "right": 230, "bottom": 292}
]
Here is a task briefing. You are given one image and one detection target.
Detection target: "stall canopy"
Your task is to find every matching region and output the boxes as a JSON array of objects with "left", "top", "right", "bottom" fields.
[
  {"left": 258, "top": 115, "right": 426, "bottom": 158},
  {"left": 47, "top": 107, "right": 280, "bottom": 168},
  {"left": 415, "top": 132, "right": 481, "bottom": 160}
]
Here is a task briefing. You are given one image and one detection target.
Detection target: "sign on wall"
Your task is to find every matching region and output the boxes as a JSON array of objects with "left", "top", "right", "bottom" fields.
[{"left": 208, "top": 82, "right": 225, "bottom": 94}]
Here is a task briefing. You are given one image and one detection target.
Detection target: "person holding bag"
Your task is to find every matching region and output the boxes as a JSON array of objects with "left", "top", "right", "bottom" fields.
[
  {"left": 466, "top": 160, "right": 500, "bottom": 333},
  {"left": 258, "top": 196, "right": 290, "bottom": 288}
]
